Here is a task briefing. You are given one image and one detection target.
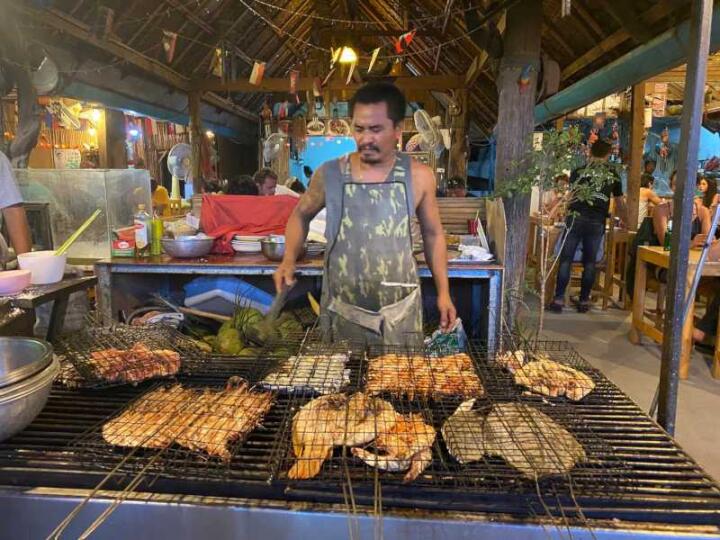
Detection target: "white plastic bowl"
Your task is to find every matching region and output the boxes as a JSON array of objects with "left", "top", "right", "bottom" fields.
[
  {"left": 17, "top": 251, "right": 67, "bottom": 285},
  {"left": 0, "top": 270, "right": 31, "bottom": 295}
]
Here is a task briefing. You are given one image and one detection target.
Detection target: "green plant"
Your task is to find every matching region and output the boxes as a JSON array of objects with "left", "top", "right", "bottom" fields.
[{"left": 495, "top": 127, "right": 622, "bottom": 334}]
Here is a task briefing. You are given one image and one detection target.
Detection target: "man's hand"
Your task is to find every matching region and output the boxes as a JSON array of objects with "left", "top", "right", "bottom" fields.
[
  {"left": 437, "top": 293, "right": 457, "bottom": 332},
  {"left": 273, "top": 261, "right": 297, "bottom": 293}
]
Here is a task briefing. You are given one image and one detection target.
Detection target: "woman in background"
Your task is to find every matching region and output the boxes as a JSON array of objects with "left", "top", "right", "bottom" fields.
[
  {"left": 697, "top": 175, "right": 719, "bottom": 208},
  {"left": 638, "top": 173, "right": 663, "bottom": 228}
]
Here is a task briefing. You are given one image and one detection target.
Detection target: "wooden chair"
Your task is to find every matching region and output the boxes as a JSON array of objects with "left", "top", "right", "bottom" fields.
[
  {"left": 599, "top": 227, "right": 630, "bottom": 310},
  {"left": 436, "top": 198, "right": 486, "bottom": 234}
]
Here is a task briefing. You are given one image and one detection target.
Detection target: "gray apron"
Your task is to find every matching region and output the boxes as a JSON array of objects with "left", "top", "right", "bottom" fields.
[{"left": 320, "top": 153, "right": 423, "bottom": 347}]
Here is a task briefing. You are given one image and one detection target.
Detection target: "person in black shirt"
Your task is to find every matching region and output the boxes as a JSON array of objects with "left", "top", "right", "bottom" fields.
[{"left": 547, "top": 139, "right": 626, "bottom": 313}]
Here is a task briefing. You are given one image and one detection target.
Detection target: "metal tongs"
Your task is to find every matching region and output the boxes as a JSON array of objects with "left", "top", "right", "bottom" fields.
[{"left": 245, "top": 283, "right": 294, "bottom": 347}]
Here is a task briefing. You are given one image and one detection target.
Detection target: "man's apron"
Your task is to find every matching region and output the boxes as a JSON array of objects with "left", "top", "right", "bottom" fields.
[{"left": 320, "top": 153, "right": 423, "bottom": 347}]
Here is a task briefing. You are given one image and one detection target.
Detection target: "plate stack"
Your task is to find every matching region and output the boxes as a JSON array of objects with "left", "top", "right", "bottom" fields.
[
  {"left": 231, "top": 235, "right": 263, "bottom": 253},
  {"left": 305, "top": 242, "right": 325, "bottom": 257}
]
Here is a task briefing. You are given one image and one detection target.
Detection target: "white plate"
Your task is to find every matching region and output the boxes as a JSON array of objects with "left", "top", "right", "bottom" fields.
[
  {"left": 234, "top": 235, "right": 265, "bottom": 241},
  {"left": 232, "top": 244, "right": 262, "bottom": 253}
]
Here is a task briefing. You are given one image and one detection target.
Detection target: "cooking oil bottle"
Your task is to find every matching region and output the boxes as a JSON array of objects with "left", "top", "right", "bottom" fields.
[{"left": 134, "top": 204, "right": 151, "bottom": 258}]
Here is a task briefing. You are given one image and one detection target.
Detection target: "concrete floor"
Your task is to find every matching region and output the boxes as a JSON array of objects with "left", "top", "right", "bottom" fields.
[{"left": 519, "top": 296, "right": 720, "bottom": 482}]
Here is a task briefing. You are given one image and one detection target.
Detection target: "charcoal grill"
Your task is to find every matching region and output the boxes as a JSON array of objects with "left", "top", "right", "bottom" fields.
[{"left": 0, "top": 340, "right": 718, "bottom": 538}]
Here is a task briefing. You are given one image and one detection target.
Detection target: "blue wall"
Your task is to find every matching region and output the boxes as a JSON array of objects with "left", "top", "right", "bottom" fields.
[{"left": 289, "top": 136, "right": 357, "bottom": 184}]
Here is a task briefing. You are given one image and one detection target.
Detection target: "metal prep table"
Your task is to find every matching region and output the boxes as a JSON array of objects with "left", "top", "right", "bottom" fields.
[{"left": 94, "top": 254, "right": 504, "bottom": 349}]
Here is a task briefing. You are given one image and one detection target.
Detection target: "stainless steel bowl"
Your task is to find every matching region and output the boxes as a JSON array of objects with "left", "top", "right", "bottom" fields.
[
  {"left": 0, "top": 355, "right": 59, "bottom": 442},
  {"left": 162, "top": 236, "right": 214, "bottom": 258},
  {"left": 0, "top": 337, "right": 52, "bottom": 388},
  {"left": 260, "top": 236, "right": 306, "bottom": 262}
]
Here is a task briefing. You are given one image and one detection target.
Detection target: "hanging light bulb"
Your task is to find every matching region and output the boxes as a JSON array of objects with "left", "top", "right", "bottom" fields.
[{"left": 338, "top": 46, "right": 358, "bottom": 64}]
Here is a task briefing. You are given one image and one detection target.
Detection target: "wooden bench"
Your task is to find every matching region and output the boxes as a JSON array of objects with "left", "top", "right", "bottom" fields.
[{"left": 437, "top": 198, "right": 486, "bottom": 234}]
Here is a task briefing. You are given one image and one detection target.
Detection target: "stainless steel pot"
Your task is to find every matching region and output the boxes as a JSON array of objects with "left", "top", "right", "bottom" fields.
[
  {"left": 0, "top": 338, "right": 52, "bottom": 388},
  {"left": 260, "top": 236, "right": 306, "bottom": 262},
  {"left": 161, "top": 237, "right": 214, "bottom": 258},
  {"left": 0, "top": 355, "right": 59, "bottom": 442}
]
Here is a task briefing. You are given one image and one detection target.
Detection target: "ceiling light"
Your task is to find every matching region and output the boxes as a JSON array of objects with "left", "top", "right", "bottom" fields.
[
  {"left": 339, "top": 46, "right": 358, "bottom": 64},
  {"left": 205, "top": 130, "right": 215, "bottom": 138}
]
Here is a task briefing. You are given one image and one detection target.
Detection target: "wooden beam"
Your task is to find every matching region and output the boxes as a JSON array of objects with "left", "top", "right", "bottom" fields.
[
  {"left": 19, "top": 5, "right": 258, "bottom": 122},
  {"left": 600, "top": 0, "right": 653, "bottom": 44},
  {"left": 648, "top": 68, "right": 720, "bottom": 83},
  {"left": 627, "top": 83, "right": 646, "bottom": 233},
  {"left": 191, "top": 74, "right": 466, "bottom": 92},
  {"left": 561, "top": 2, "right": 678, "bottom": 81}
]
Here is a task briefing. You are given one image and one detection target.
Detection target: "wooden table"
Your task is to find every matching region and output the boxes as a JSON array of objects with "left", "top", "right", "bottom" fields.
[
  {"left": 629, "top": 246, "right": 720, "bottom": 379},
  {"left": 0, "top": 276, "right": 97, "bottom": 341}
]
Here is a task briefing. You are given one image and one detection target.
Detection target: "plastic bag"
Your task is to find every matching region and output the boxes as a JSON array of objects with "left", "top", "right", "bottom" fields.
[{"left": 425, "top": 318, "right": 467, "bottom": 356}]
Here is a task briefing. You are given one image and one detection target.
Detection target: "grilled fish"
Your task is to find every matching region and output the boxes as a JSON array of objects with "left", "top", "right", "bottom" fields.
[
  {"left": 483, "top": 403, "right": 586, "bottom": 478},
  {"left": 440, "top": 398, "right": 485, "bottom": 464},
  {"left": 351, "top": 412, "right": 436, "bottom": 483},
  {"left": 288, "top": 392, "right": 397, "bottom": 480}
]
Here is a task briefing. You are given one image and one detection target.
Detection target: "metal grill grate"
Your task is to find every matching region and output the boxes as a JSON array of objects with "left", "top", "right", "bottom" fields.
[
  {"left": 54, "top": 323, "right": 210, "bottom": 389},
  {"left": 0, "top": 341, "right": 718, "bottom": 526}
]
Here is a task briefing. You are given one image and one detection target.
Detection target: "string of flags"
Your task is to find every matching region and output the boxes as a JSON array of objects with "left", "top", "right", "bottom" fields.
[{"left": 158, "top": 26, "right": 419, "bottom": 94}]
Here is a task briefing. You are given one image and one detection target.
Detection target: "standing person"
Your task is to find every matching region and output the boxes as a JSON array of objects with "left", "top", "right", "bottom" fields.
[
  {"left": 547, "top": 139, "right": 626, "bottom": 313},
  {"left": 274, "top": 81, "right": 456, "bottom": 346},
  {"left": 644, "top": 158, "right": 657, "bottom": 176},
  {"left": 253, "top": 168, "right": 278, "bottom": 196},
  {"left": 697, "top": 175, "right": 719, "bottom": 208},
  {"left": 0, "top": 151, "right": 31, "bottom": 255}
]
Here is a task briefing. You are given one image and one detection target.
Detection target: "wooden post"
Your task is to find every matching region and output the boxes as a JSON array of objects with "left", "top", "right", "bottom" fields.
[
  {"left": 657, "top": 0, "right": 713, "bottom": 435},
  {"left": 627, "top": 83, "right": 646, "bottom": 232},
  {"left": 493, "top": 0, "right": 542, "bottom": 326},
  {"left": 448, "top": 89, "right": 469, "bottom": 180},
  {"left": 188, "top": 91, "right": 203, "bottom": 194},
  {"left": 554, "top": 116, "right": 564, "bottom": 132},
  {"left": 97, "top": 109, "right": 127, "bottom": 169}
]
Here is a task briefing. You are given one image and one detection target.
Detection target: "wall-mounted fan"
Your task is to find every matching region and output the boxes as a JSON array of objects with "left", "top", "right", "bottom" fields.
[
  {"left": 414, "top": 109, "right": 444, "bottom": 156},
  {"left": 263, "top": 132, "right": 286, "bottom": 164},
  {"left": 167, "top": 142, "right": 191, "bottom": 199}
]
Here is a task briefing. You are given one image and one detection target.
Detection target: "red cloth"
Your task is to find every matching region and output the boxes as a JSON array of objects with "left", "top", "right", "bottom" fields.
[{"left": 200, "top": 194, "right": 298, "bottom": 254}]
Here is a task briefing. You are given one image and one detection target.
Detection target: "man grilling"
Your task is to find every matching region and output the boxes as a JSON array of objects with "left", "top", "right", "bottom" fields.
[{"left": 274, "top": 82, "right": 456, "bottom": 347}]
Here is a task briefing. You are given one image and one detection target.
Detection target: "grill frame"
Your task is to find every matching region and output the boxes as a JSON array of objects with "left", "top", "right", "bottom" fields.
[{"left": 0, "top": 340, "right": 718, "bottom": 528}]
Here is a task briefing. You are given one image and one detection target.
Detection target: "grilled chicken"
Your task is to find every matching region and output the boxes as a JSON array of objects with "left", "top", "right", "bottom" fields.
[
  {"left": 351, "top": 412, "right": 436, "bottom": 482},
  {"left": 88, "top": 343, "right": 181, "bottom": 384},
  {"left": 174, "top": 379, "right": 273, "bottom": 460},
  {"left": 288, "top": 393, "right": 397, "bottom": 480},
  {"left": 102, "top": 378, "right": 273, "bottom": 460},
  {"left": 366, "top": 353, "right": 484, "bottom": 400},
  {"left": 496, "top": 351, "right": 595, "bottom": 401},
  {"left": 483, "top": 403, "right": 586, "bottom": 478},
  {"left": 442, "top": 400, "right": 586, "bottom": 478},
  {"left": 102, "top": 385, "right": 194, "bottom": 448}
]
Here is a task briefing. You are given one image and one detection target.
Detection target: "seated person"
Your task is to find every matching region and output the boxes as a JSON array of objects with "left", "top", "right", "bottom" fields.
[
  {"left": 542, "top": 174, "right": 570, "bottom": 221},
  {"left": 638, "top": 173, "right": 663, "bottom": 227},
  {"left": 697, "top": 175, "right": 719, "bottom": 209},
  {"left": 446, "top": 176, "right": 467, "bottom": 198},
  {"left": 0, "top": 151, "right": 31, "bottom": 255},
  {"left": 253, "top": 168, "right": 278, "bottom": 196},
  {"left": 694, "top": 242, "right": 720, "bottom": 347},
  {"left": 226, "top": 175, "right": 259, "bottom": 195}
]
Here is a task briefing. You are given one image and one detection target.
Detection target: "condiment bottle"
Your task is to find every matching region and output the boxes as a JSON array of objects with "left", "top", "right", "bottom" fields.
[
  {"left": 134, "top": 204, "right": 151, "bottom": 258},
  {"left": 663, "top": 219, "right": 673, "bottom": 251},
  {"left": 150, "top": 214, "right": 163, "bottom": 256}
]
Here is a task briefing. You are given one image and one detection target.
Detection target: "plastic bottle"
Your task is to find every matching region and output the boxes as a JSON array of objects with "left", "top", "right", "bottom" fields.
[
  {"left": 150, "top": 214, "right": 163, "bottom": 256},
  {"left": 663, "top": 219, "right": 673, "bottom": 251},
  {"left": 134, "top": 204, "right": 151, "bottom": 258}
]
